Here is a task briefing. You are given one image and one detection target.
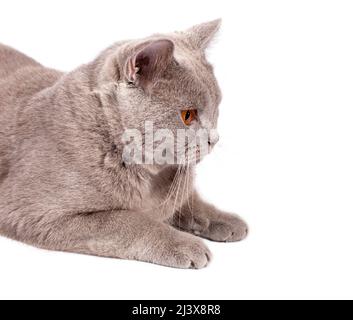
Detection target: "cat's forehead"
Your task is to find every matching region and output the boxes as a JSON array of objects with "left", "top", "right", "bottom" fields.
[
  {"left": 153, "top": 61, "right": 219, "bottom": 112},
  {"left": 178, "top": 62, "right": 221, "bottom": 110},
  {"left": 175, "top": 37, "right": 221, "bottom": 103},
  {"left": 149, "top": 41, "right": 219, "bottom": 107}
]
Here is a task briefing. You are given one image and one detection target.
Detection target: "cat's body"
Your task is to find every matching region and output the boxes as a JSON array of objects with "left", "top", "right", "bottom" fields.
[{"left": 0, "top": 21, "right": 247, "bottom": 269}]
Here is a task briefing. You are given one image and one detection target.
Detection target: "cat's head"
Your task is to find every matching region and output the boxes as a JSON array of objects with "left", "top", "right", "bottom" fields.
[{"left": 97, "top": 20, "right": 223, "bottom": 166}]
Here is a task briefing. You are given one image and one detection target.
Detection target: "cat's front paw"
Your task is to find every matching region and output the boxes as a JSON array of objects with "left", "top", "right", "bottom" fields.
[
  {"left": 166, "top": 235, "right": 212, "bottom": 269},
  {"left": 195, "top": 215, "right": 248, "bottom": 243}
]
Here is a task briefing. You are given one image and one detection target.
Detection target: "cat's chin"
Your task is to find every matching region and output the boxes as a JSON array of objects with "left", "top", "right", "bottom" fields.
[
  {"left": 144, "top": 164, "right": 167, "bottom": 175},
  {"left": 143, "top": 162, "right": 199, "bottom": 175}
]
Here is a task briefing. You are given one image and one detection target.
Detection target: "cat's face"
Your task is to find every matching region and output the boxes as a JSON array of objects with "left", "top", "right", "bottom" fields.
[{"left": 103, "top": 20, "right": 223, "bottom": 166}]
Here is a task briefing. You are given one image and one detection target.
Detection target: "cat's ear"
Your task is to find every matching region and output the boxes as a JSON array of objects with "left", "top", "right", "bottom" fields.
[
  {"left": 125, "top": 39, "right": 175, "bottom": 91},
  {"left": 185, "top": 19, "right": 222, "bottom": 51}
]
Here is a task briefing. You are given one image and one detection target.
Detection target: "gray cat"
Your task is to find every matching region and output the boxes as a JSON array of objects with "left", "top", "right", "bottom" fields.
[{"left": 0, "top": 20, "right": 248, "bottom": 269}]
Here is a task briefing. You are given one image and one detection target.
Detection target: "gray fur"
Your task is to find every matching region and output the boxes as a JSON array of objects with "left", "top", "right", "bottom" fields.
[{"left": 0, "top": 20, "right": 247, "bottom": 269}]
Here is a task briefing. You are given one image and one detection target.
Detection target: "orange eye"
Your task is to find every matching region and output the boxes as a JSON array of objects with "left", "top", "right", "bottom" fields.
[{"left": 181, "top": 109, "right": 197, "bottom": 126}]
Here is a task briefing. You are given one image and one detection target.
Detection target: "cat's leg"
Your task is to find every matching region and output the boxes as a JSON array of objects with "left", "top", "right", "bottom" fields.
[
  {"left": 29, "top": 210, "right": 211, "bottom": 269},
  {"left": 170, "top": 193, "right": 248, "bottom": 242}
]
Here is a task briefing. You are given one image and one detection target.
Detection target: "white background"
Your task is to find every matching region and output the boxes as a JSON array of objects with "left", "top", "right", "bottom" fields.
[{"left": 0, "top": 0, "right": 353, "bottom": 300}]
